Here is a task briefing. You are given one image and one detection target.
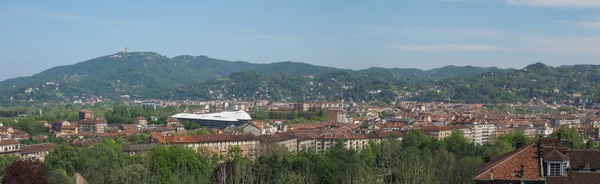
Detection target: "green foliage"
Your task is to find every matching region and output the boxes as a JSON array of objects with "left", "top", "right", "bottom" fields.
[
  {"left": 129, "top": 133, "right": 151, "bottom": 144},
  {"left": 0, "top": 155, "right": 19, "bottom": 182},
  {"left": 553, "top": 127, "right": 586, "bottom": 149}
]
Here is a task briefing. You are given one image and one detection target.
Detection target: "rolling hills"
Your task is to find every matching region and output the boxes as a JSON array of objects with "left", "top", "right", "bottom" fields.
[{"left": 2, "top": 51, "right": 599, "bottom": 104}]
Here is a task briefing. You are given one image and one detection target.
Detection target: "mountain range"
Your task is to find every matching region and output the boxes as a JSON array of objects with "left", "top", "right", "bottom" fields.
[{"left": 1, "top": 51, "right": 599, "bottom": 104}]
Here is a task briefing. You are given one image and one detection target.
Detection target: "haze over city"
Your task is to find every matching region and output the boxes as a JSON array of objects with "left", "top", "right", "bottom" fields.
[{"left": 2, "top": 0, "right": 600, "bottom": 81}]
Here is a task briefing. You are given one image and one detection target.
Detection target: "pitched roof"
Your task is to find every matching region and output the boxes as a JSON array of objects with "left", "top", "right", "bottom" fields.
[
  {"left": 20, "top": 143, "right": 55, "bottom": 154},
  {"left": 567, "top": 150, "right": 600, "bottom": 170},
  {"left": 0, "top": 139, "right": 18, "bottom": 145},
  {"left": 545, "top": 148, "right": 570, "bottom": 161},
  {"left": 134, "top": 116, "right": 147, "bottom": 120},
  {"left": 474, "top": 143, "right": 542, "bottom": 181},
  {"left": 258, "top": 133, "right": 296, "bottom": 143},
  {"left": 165, "top": 118, "right": 179, "bottom": 123},
  {"left": 547, "top": 172, "right": 600, "bottom": 184}
]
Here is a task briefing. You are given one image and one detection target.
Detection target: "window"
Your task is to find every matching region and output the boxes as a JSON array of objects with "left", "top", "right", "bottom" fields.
[{"left": 549, "top": 163, "right": 561, "bottom": 176}]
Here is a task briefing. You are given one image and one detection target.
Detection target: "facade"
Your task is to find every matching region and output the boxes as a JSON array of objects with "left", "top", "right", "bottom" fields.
[
  {"left": 134, "top": 116, "right": 148, "bottom": 125},
  {"left": 78, "top": 118, "right": 108, "bottom": 133},
  {"left": 551, "top": 116, "right": 581, "bottom": 127},
  {"left": 294, "top": 132, "right": 319, "bottom": 152},
  {"left": 242, "top": 122, "right": 270, "bottom": 135},
  {"left": 151, "top": 133, "right": 259, "bottom": 157},
  {"left": 0, "top": 137, "right": 20, "bottom": 155},
  {"left": 420, "top": 126, "right": 460, "bottom": 140},
  {"left": 20, "top": 143, "right": 55, "bottom": 161},
  {"left": 317, "top": 133, "right": 378, "bottom": 152},
  {"left": 258, "top": 133, "right": 298, "bottom": 152},
  {"left": 327, "top": 109, "right": 348, "bottom": 123},
  {"left": 460, "top": 123, "right": 497, "bottom": 145},
  {"left": 52, "top": 120, "right": 78, "bottom": 135}
]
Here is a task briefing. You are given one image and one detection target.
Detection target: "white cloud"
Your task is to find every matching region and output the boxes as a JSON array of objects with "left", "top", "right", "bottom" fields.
[
  {"left": 395, "top": 44, "right": 506, "bottom": 51},
  {"left": 506, "top": 0, "right": 600, "bottom": 7}
]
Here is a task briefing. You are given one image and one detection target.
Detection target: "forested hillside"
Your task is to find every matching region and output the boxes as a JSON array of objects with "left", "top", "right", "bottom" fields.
[{"left": 2, "top": 52, "right": 600, "bottom": 104}]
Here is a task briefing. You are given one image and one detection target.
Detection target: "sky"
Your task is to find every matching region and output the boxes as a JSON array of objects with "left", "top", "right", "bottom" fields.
[{"left": 1, "top": 0, "right": 600, "bottom": 81}]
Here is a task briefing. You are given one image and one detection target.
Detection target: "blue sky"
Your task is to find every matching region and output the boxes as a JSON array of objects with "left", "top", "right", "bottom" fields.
[{"left": 1, "top": 0, "right": 600, "bottom": 80}]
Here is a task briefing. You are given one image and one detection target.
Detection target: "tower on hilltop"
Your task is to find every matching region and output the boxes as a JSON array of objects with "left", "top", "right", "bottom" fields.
[{"left": 123, "top": 47, "right": 131, "bottom": 53}]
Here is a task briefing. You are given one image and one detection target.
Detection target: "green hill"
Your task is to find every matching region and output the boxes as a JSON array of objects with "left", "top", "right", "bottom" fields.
[{"left": 9, "top": 52, "right": 599, "bottom": 104}]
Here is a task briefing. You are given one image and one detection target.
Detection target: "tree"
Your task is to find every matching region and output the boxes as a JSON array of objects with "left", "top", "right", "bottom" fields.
[
  {"left": 45, "top": 144, "right": 77, "bottom": 176},
  {"left": 3, "top": 159, "right": 48, "bottom": 184},
  {"left": 48, "top": 169, "right": 71, "bottom": 184},
  {"left": 553, "top": 127, "right": 585, "bottom": 149},
  {"left": 0, "top": 155, "right": 18, "bottom": 181}
]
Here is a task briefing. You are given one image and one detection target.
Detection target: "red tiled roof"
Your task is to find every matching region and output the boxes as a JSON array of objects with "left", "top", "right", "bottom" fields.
[
  {"left": 545, "top": 148, "right": 569, "bottom": 161},
  {"left": 134, "top": 116, "right": 147, "bottom": 120},
  {"left": 474, "top": 143, "right": 542, "bottom": 181},
  {"left": 567, "top": 150, "right": 600, "bottom": 170},
  {"left": 547, "top": 172, "right": 600, "bottom": 184},
  {"left": 20, "top": 143, "right": 55, "bottom": 154},
  {"left": 0, "top": 139, "right": 18, "bottom": 145}
]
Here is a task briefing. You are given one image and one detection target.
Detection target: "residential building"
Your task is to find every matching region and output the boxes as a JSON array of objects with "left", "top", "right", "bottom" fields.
[
  {"left": 420, "top": 126, "right": 460, "bottom": 140},
  {"left": 150, "top": 133, "right": 259, "bottom": 157},
  {"left": 258, "top": 133, "right": 298, "bottom": 153},
  {"left": 134, "top": 116, "right": 148, "bottom": 125},
  {"left": 0, "top": 137, "right": 20, "bottom": 155},
  {"left": 461, "top": 123, "right": 497, "bottom": 145},
  {"left": 20, "top": 143, "right": 55, "bottom": 161},
  {"left": 551, "top": 116, "right": 581, "bottom": 128},
  {"left": 78, "top": 118, "right": 108, "bottom": 133},
  {"left": 327, "top": 109, "right": 348, "bottom": 123},
  {"left": 294, "top": 132, "right": 319, "bottom": 152}
]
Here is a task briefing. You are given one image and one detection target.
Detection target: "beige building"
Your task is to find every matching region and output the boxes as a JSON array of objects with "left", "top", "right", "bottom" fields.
[
  {"left": 420, "top": 126, "right": 461, "bottom": 140},
  {"left": 151, "top": 133, "right": 259, "bottom": 157},
  {"left": 20, "top": 143, "right": 55, "bottom": 161},
  {"left": 0, "top": 137, "right": 20, "bottom": 155}
]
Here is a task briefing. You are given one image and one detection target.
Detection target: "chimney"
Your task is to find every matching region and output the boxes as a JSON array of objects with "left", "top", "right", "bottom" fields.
[{"left": 484, "top": 156, "right": 491, "bottom": 163}]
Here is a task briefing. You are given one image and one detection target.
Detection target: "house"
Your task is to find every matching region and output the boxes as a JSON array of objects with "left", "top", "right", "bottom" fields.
[
  {"left": 134, "top": 116, "right": 148, "bottom": 125},
  {"left": 474, "top": 137, "right": 600, "bottom": 184},
  {"left": 122, "top": 143, "right": 159, "bottom": 156},
  {"left": 0, "top": 137, "right": 20, "bottom": 155},
  {"left": 242, "top": 122, "right": 271, "bottom": 135},
  {"left": 52, "top": 120, "right": 78, "bottom": 135},
  {"left": 20, "top": 143, "right": 55, "bottom": 161}
]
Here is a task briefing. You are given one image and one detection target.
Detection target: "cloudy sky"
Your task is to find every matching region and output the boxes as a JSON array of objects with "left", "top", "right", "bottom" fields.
[{"left": 1, "top": 0, "right": 599, "bottom": 80}]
